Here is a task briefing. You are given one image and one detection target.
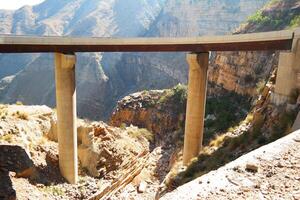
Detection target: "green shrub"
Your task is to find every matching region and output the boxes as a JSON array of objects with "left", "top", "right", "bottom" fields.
[
  {"left": 128, "top": 128, "right": 154, "bottom": 142},
  {"left": 16, "top": 101, "right": 23, "bottom": 105},
  {"left": 204, "top": 91, "right": 251, "bottom": 137},
  {"left": 40, "top": 186, "right": 65, "bottom": 196},
  {"left": 248, "top": 10, "right": 271, "bottom": 24},
  {"left": 119, "top": 123, "right": 127, "bottom": 130},
  {"left": 256, "top": 80, "right": 266, "bottom": 94},
  {"left": 289, "top": 15, "right": 300, "bottom": 28},
  {"left": 158, "top": 84, "right": 187, "bottom": 114}
]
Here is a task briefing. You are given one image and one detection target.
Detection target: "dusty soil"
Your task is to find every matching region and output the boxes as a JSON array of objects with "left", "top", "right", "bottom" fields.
[
  {"left": 111, "top": 145, "right": 175, "bottom": 200},
  {"left": 161, "top": 130, "right": 300, "bottom": 200},
  {"left": 0, "top": 104, "right": 149, "bottom": 200}
]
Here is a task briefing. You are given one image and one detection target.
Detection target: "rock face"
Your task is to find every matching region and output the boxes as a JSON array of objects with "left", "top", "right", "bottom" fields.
[
  {"left": 209, "top": 51, "right": 279, "bottom": 96},
  {"left": 0, "top": 0, "right": 268, "bottom": 120},
  {"left": 110, "top": 89, "right": 185, "bottom": 145},
  {"left": 110, "top": 83, "right": 252, "bottom": 148},
  {"left": 209, "top": 0, "right": 300, "bottom": 96},
  {"left": 48, "top": 119, "right": 149, "bottom": 178},
  {"left": 0, "top": 104, "right": 150, "bottom": 199}
]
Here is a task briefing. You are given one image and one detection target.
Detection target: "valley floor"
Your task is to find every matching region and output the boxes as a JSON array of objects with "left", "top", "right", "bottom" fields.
[{"left": 111, "top": 146, "right": 174, "bottom": 200}]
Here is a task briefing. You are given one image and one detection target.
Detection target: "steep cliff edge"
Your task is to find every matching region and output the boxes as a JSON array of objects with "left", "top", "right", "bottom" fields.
[
  {"left": 209, "top": 0, "right": 300, "bottom": 96},
  {"left": 110, "top": 85, "right": 251, "bottom": 147}
]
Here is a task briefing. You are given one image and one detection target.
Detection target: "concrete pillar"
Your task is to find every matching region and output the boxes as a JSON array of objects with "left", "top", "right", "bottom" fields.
[
  {"left": 272, "top": 38, "right": 300, "bottom": 105},
  {"left": 183, "top": 52, "right": 209, "bottom": 165},
  {"left": 55, "top": 53, "right": 78, "bottom": 184}
]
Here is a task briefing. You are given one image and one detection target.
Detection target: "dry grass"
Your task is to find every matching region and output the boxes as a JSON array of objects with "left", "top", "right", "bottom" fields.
[
  {"left": 244, "top": 113, "right": 254, "bottom": 124},
  {"left": 0, "top": 134, "right": 13, "bottom": 142},
  {"left": 127, "top": 127, "right": 154, "bottom": 142},
  {"left": 16, "top": 101, "right": 23, "bottom": 105},
  {"left": 209, "top": 134, "right": 227, "bottom": 147},
  {"left": 40, "top": 186, "right": 65, "bottom": 196},
  {"left": 14, "top": 111, "right": 29, "bottom": 120}
]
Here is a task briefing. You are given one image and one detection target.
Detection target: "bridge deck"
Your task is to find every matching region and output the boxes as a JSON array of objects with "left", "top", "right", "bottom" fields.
[{"left": 0, "top": 30, "right": 296, "bottom": 53}]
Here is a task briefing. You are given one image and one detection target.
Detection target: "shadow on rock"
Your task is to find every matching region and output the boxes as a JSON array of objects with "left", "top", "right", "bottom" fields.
[
  {"left": 0, "top": 145, "right": 34, "bottom": 200},
  {"left": 0, "top": 145, "right": 66, "bottom": 199}
]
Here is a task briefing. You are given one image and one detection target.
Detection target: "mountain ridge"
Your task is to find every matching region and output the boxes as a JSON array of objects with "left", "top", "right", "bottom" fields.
[{"left": 0, "top": 0, "right": 268, "bottom": 120}]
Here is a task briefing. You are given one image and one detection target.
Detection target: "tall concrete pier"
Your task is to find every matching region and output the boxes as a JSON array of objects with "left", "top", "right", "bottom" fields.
[
  {"left": 183, "top": 53, "right": 209, "bottom": 165},
  {"left": 55, "top": 53, "right": 78, "bottom": 184},
  {"left": 272, "top": 31, "right": 300, "bottom": 105}
]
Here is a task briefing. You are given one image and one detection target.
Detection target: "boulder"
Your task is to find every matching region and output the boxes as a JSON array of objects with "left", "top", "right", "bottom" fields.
[{"left": 137, "top": 181, "right": 147, "bottom": 193}]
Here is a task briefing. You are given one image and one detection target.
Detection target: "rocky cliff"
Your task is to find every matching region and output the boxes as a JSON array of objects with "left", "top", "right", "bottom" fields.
[
  {"left": 0, "top": 104, "right": 151, "bottom": 199},
  {"left": 0, "top": 0, "right": 268, "bottom": 120},
  {"left": 209, "top": 0, "right": 300, "bottom": 96},
  {"left": 110, "top": 84, "right": 251, "bottom": 148}
]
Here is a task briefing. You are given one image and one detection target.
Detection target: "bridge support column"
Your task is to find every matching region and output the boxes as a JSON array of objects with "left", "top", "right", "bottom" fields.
[
  {"left": 55, "top": 53, "right": 78, "bottom": 184},
  {"left": 183, "top": 52, "right": 209, "bottom": 165},
  {"left": 272, "top": 37, "right": 300, "bottom": 105}
]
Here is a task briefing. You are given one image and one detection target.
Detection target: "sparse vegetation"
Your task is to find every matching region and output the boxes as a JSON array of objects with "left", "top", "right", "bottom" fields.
[
  {"left": 267, "top": 0, "right": 281, "bottom": 6},
  {"left": 256, "top": 80, "right": 266, "bottom": 94},
  {"left": 247, "top": 10, "right": 271, "bottom": 24},
  {"left": 271, "top": 109, "right": 298, "bottom": 140},
  {"left": 14, "top": 111, "right": 29, "bottom": 120},
  {"left": 167, "top": 104, "right": 298, "bottom": 190},
  {"left": 209, "top": 134, "right": 227, "bottom": 147},
  {"left": 16, "top": 101, "right": 23, "bottom": 105},
  {"left": 119, "top": 123, "right": 127, "bottom": 130},
  {"left": 127, "top": 127, "right": 154, "bottom": 142},
  {"left": 204, "top": 91, "right": 251, "bottom": 143},
  {"left": 0, "top": 134, "right": 13, "bottom": 143},
  {"left": 158, "top": 84, "right": 187, "bottom": 113},
  {"left": 289, "top": 15, "right": 300, "bottom": 28},
  {"left": 157, "top": 85, "right": 252, "bottom": 147},
  {"left": 40, "top": 186, "right": 65, "bottom": 196},
  {"left": 247, "top": 0, "right": 300, "bottom": 30}
]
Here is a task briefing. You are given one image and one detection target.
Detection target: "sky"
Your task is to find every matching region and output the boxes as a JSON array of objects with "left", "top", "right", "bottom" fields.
[{"left": 0, "top": 0, "right": 45, "bottom": 10}]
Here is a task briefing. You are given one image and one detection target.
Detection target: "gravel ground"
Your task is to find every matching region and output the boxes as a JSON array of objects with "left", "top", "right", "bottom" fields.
[{"left": 162, "top": 130, "right": 300, "bottom": 200}]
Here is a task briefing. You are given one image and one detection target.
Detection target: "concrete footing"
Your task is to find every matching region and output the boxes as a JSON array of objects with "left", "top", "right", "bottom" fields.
[
  {"left": 55, "top": 53, "right": 78, "bottom": 184},
  {"left": 183, "top": 52, "right": 209, "bottom": 165}
]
